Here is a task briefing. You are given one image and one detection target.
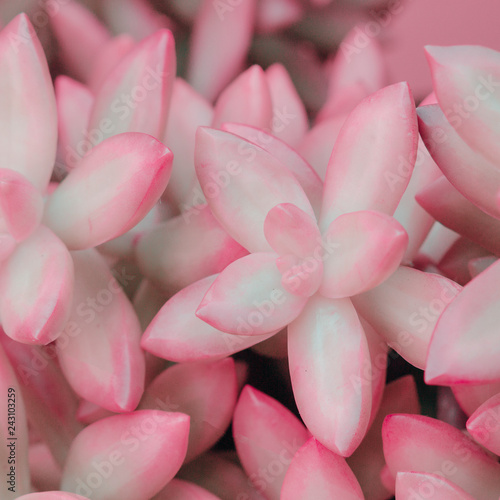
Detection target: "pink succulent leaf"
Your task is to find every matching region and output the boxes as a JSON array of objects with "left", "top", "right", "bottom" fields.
[
  {"left": 44, "top": 132, "right": 173, "bottom": 250},
  {"left": 136, "top": 207, "right": 248, "bottom": 295},
  {"left": 395, "top": 472, "right": 475, "bottom": 500},
  {"left": 453, "top": 381, "right": 500, "bottom": 417},
  {"left": 417, "top": 176, "right": 500, "bottom": 256},
  {"left": 298, "top": 114, "right": 347, "bottom": 181},
  {"left": 426, "top": 258, "right": 500, "bottom": 385},
  {"left": 61, "top": 410, "right": 190, "bottom": 500},
  {"left": 197, "top": 252, "right": 308, "bottom": 335},
  {"left": 280, "top": 437, "right": 364, "bottom": 500},
  {"left": 467, "top": 392, "right": 500, "bottom": 456},
  {"left": 348, "top": 376, "right": 421, "bottom": 500},
  {"left": 425, "top": 45, "right": 500, "bottom": 166},
  {"left": 0, "top": 334, "right": 83, "bottom": 466},
  {"left": 187, "top": 0, "right": 257, "bottom": 101},
  {"left": 29, "top": 442, "right": 63, "bottom": 493},
  {"left": 17, "top": 494, "right": 90, "bottom": 500},
  {"left": 0, "top": 226, "right": 74, "bottom": 345},
  {"left": 233, "top": 385, "right": 309, "bottom": 500},
  {"left": 55, "top": 76, "right": 94, "bottom": 171},
  {"left": 50, "top": 0, "right": 111, "bottom": 82},
  {"left": 163, "top": 78, "right": 214, "bottom": 210},
  {"left": 353, "top": 266, "right": 461, "bottom": 370},
  {"left": 328, "top": 25, "right": 386, "bottom": 98},
  {"left": 264, "top": 203, "right": 323, "bottom": 296},
  {"left": 153, "top": 479, "right": 222, "bottom": 500},
  {"left": 221, "top": 123, "right": 323, "bottom": 217},
  {"left": 320, "top": 210, "right": 408, "bottom": 299},
  {"left": 0, "top": 168, "right": 44, "bottom": 241},
  {"left": 212, "top": 65, "right": 273, "bottom": 130},
  {"left": 88, "top": 34, "right": 136, "bottom": 93},
  {"left": 393, "top": 137, "right": 442, "bottom": 264},
  {"left": 382, "top": 414, "right": 500, "bottom": 499},
  {"left": 0, "top": 342, "right": 30, "bottom": 497},
  {"left": 56, "top": 249, "right": 145, "bottom": 413},
  {"left": 255, "top": 0, "right": 303, "bottom": 34},
  {"left": 141, "top": 275, "right": 275, "bottom": 362},
  {"left": 320, "top": 82, "right": 418, "bottom": 231},
  {"left": 102, "top": 0, "right": 175, "bottom": 41},
  {"left": 468, "top": 256, "right": 497, "bottom": 278},
  {"left": 195, "top": 128, "right": 314, "bottom": 252},
  {"left": 418, "top": 103, "right": 500, "bottom": 219},
  {"left": 288, "top": 295, "right": 372, "bottom": 457},
  {"left": 0, "top": 14, "right": 57, "bottom": 192},
  {"left": 439, "top": 237, "right": 492, "bottom": 286},
  {"left": 178, "top": 452, "right": 266, "bottom": 500},
  {"left": 88, "top": 29, "right": 176, "bottom": 143},
  {"left": 140, "top": 359, "right": 238, "bottom": 463},
  {"left": 265, "top": 63, "right": 308, "bottom": 147},
  {"left": 316, "top": 83, "right": 369, "bottom": 124},
  {"left": 0, "top": 233, "right": 15, "bottom": 262}
]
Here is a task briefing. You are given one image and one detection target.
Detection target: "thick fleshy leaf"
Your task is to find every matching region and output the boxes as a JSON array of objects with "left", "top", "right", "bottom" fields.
[
  {"left": 141, "top": 275, "right": 275, "bottom": 362},
  {"left": 0, "top": 14, "right": 57, "bottom": 191},
  {"left": 328, "top": 25, "right": 386, "bottom": 97},
  {"left": 221, "top": 123, "right": 323, "bottom": 216},
  {"left": 0, "top": 342, "right": 30, "bottom": 498},
  {"left": 163, "top": 78, "right": 214, "bottom": 209},
  {"left": 320, "top": 210, "right": 408, "bottom": 298},
  {"left": 469, "top": 256, "right": 497, "bottom": 278},
  {"left": 353, "top": 266, "right": 461, "bottom": 370},
  {"left": 88, "top": 35, "right": 136, "bottom": 92},
  {"left": 418, "top": 104, "right": 500, "bottom": 219},
  {"left": 136, "top": 207, "right": 248, "bottom": 295},
  {"left": 265, "top": 63, "right": 308, "bottom": 146},
  {"left": 44, "top": 133, "right": 172, "bottom": 250},
  {"left": 467, "top": 392, "right": 500, "bottom": 455},
  {"left": 178, "top": 452, "right": 265, "bottom": 500},
  {"left": 187, "top": 0, "right": 257, "bottom": 100},
  {"left": 452, "top": 381, "right": 500, "bottom": 416},
  {"left": 426, "top": 45, "right": 500, "bottom": 166},
  {"left": 419, "top": 221, "right": 460, "bottom": 264},
  {"left": 348, "top": 376, "right": 421, "bottom": 500},
  {"left": 50, "top": 0, "right": 110, "bottom": 82},
  {"left": 29, "top": 442, "right": 62, "bottom": 493},
  {"left": 212, "top": 65, "right": 273, "bottom": 130},
  {"left": 0, "top": 168, "right": 44, "bottom": 241},
  {"left": 61, "top": 411, "right": 190, "bottom": 500},
  {"left": 195, "top": 128, "right": 314, "bottom": 252},
  {"left": 88, "top": 29, "right": 176, "bottom": 143},
  {"left": 0, "top": 226, "right": 74, "bottom": 344},
  {"left": 298, "top": 114, "right": 347, "bottom": 181},
  {"left": 56, "top": 249, "right": 145, "bottom": 412},
  {"left": 382, "top": 414, "right": 500, "bottom": 499},
  {"left": 393, "top": 137, "right": 442, "bottom": 264},
  {"left": 233, "top": 385, "right": 309, "bottom": 500},
  {"left": 17, "top": 494, "right": 89, "bottom": 500},
  {"left": 316, "top": 83, "right": 369, "bottom": 124},
  {"left": 197, "top": 253, "right": 308, "bottom": 335},
  {"left": 395, "top": 472, "right": 475, "bottom": 500},
  {"left": 0, "top": 335, "right": 83, "bottom": 466},
  {"left": 320, "top": 83, "right": 418, "bottom": 231},
  {"left": 264, "top": 203, "right": 323, "bottom": 296},
  {"left": 102, "top": 0, "right": 174, "bottom": 41},
  {"left": 154, "top": 479, "right": 222, "bottom": 500},
  {"left": 256, "top": 0, "right": 303, "bottom": 33},
  {"left": 281, "top": 438, "right": 364, "bottom": 500},
  {"left": 140, "top": 359, "right": 237, "bottom": 462},
  {"left": 426, "top": 258, "right": 500, "bottom": 384},
  {"left": 288, "top": 295, "right": 371, "bottom": 456},
  {"left": 55, "top": 76, "right": 94, "bottom": 170}
]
